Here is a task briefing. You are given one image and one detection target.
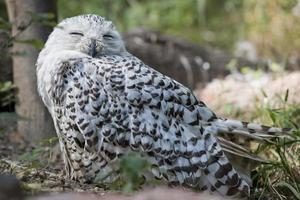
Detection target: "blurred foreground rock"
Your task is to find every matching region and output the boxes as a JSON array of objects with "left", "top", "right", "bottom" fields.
[
  {"left": 123, "top": 29, "right": 261, "bottom": 89},
  {"left": 196, "top": 71, "right": 300, "bottom": 118},
  {"left": 0, "top": 173, "right": 23, "bottom": 200},
  {"left": 31, "top": 188, "right": 231, "bottom": 200}
]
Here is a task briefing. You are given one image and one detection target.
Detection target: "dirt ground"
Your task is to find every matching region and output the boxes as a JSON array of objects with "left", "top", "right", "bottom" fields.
[
  {"left": 0, "top": 129, "right": 231, "bottom": 200},
  {"left": 0, "top": 129, "right": 108, "bottom": 199}
]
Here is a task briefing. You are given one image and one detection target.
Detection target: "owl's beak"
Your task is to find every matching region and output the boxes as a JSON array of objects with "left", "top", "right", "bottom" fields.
[
  {"left": 89, "top": 39, "right": 97, "bottom": 57},
  {"left": 88, "top": 38, "right": 103, "bottom": 57}
]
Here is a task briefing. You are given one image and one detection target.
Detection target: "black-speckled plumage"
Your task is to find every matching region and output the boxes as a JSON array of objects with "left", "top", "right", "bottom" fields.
[{"left": 37, "top": 14, "right": 292, "bottom": 198}]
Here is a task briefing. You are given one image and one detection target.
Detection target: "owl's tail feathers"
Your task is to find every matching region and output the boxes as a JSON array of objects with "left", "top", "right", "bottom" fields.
[
  {"left": 217, "top": 137, "right": 269, "bottom": 163},
  {"left": 213, "top": 118, "right": 294, "bottom": 167},
  {"left": 214, "top": 118, "right": 294, "bottom": 143}
]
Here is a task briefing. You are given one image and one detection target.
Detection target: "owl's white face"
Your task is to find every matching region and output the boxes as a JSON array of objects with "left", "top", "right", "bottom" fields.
[{"left": 44, "top": 14, "right": 126, "bottom": 57}]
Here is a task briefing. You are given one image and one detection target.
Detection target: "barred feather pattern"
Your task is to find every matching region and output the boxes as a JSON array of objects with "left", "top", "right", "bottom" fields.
[{"left": 40, "top": 54, "right": 250, "bottom": 197}]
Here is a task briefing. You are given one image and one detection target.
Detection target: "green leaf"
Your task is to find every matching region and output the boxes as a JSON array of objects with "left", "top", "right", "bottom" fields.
[
  {"left": 28, "top": 12, "right": 57, "bottom": 27},
  {"left": 119, "top": 152, "right": 149, "bottom": 192},
  {"left": 29, "top": 12, "right": 56, "bottom": 21},
  {"left": 284, "top": 89, "right": 289, "bottom": 102},
  {"left": 40, "top": 136, "right": 58, "bottom": 145},
  {"left": 0, "top": 81, "right": 16, "bottom": 107},
  {"left": 268, "top": 109, "right": 277, "bottom": 124},
  {"left": 0, "top": 17, "right": 12, "bottom": 28},
  {"left": 15, "top": 39, "right": 44, "bottom": 49},
  {"left": 19, "top": 147, "right": 44, "bottom": 162},
  {"left": 223, "top": 103, "right": 233, "bottom": 115},
  {"left": 261, "top": 89, "right": 268, "bottom": 98}
]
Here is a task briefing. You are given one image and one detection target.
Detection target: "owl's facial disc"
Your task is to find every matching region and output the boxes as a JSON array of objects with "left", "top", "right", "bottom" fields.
[{"left": 45, "top": 15, "right": 126, "bottom": 57}]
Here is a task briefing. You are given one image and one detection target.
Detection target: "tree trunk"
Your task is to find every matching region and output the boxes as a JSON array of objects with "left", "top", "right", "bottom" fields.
[
  {"left": 5, "top": 0, "right": 57, "bottom": 142},
  {"left": 0, "top": 30, "right": 12, "bottom": 83},
  {"left": 0, "top": 2, "right": 13, "bottom": 112}
]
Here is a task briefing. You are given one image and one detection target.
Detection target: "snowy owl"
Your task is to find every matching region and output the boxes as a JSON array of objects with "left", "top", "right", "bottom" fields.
[{"left": 36, "top": 14, "right": 291, "bottom": 198}]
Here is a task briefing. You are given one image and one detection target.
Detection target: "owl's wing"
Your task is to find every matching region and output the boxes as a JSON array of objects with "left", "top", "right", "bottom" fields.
[
  {"left": 54, "top": 55, "right": 249, "bottom": 197},
  {"left": 119, "top": 56, "right": 249, "bottom": 197}
]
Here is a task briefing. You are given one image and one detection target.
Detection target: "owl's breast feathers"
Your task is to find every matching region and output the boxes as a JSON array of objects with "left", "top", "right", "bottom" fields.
[{"left": 45, "top": 54, "right": 250, "bottom": 197}]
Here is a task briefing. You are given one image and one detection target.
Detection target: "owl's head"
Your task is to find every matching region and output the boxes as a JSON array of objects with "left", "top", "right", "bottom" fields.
[{"left": 44, "top": 14, "right": 126, "bottom": 57}]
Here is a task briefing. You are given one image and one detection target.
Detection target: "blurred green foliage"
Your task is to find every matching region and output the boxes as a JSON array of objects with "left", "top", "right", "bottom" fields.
[
  {"left": 93, "top": 152, "right": 150, "bottom": 192},
  {"left": 119, "top": 152, "right": 149, "bottom": 192},
  {"left": 0, "top": 0, "right": 299, "bottom": 63},
  {"left": 0, "top": 81, "right": 15, "bottom": 108},
  {"left": 244, "top": 0, "right": 300, "bottom": 63},
  {"left": 58, "top": 0, "right": 245, "bottom": 50},
  {"left": 58, "top": 0, "right": 300, "bottom": 61}
]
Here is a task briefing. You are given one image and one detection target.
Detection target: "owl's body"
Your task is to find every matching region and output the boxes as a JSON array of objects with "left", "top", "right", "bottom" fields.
[{"left": 37, "top": 15, "right": 290, "bottom": 198}]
